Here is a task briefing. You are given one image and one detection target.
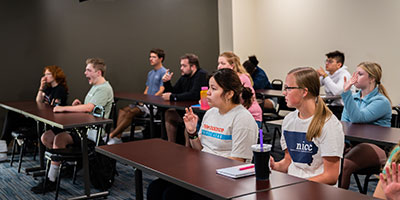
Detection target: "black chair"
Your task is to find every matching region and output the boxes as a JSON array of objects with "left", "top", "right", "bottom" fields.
[
  {"left": 129, "top": 105, "right": 161, "bottom": 141},
  {"left": 352, "top": 165, "right": 382, "bottom": 194},
  {"left": 271, "top": 79, "right": 283, "bottom": 90},
  {"left": 10, "top": 127, "right": 38, "bottom": 173}
]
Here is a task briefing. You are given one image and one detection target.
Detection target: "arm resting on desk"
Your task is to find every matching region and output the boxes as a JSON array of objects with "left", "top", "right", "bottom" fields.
[
  {"left": 270, "top": 150, "right": 291, "bottom": 173},
  {"left": 308, "top": 156, "right": 340, "bottom": 185},
  {"left": 53, "top": 103, "right": 95, "bottom": 113}
]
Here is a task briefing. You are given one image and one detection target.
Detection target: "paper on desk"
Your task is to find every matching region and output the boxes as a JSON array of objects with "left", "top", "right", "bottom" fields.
[{"left": 216, "top": 164, "right": 255, "bottom": 178}]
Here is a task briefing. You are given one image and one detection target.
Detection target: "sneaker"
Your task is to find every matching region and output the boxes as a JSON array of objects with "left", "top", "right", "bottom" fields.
[
  {"left": 31, "top": 177, "right": 57, "bottom": 194},
  {"left": 107, "top": 137, "right": 122, "bottom": 145}
]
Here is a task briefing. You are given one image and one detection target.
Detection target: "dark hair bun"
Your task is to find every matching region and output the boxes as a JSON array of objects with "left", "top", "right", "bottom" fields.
[
  {"left": 241, "top": 86, "right": 253, "bottom": 109},
  {"left": 248, "top": 55, "right": 259, "bottom": 66}
]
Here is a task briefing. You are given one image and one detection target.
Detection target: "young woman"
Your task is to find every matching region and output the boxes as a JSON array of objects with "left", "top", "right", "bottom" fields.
[
  {"left": 36, "top": 65, "right": 69, "bottom": 106},
  {"left": 270, "top": 67, "right": 344, "bottom": 185},
  {"left": 217, "top": 52, "right": 263, "bottom": 128},
  {"left": 147, "top": 68, "right": 258, "bottom": 200},
  {"left": 340, "top": 62, "right": 392, "bottom": 189}
]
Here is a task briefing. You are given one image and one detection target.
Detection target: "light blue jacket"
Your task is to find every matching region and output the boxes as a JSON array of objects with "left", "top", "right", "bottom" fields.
[{"left": 341, "top": 87, "right": 392, "bottom": 127}]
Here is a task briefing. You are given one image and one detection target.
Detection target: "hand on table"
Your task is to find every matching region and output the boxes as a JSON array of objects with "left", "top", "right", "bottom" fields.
[
  {"left": 72, "top": 99, "right": 82, "bottom": 106},
  {"left": 161, "top": 92, "right": 171, "bottom": 101}
]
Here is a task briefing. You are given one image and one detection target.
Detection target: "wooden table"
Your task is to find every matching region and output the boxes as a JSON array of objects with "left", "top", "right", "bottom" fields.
[
  {"left": 114, "top": 92, "right": 206, "bottom": 138},
  {"left": 0, "top": 101, "right": 113, "bottom": 199},
  {"left": 96, "top": 139, "right": 307, "bottom": 200},
  {"left": 256, "top": 89, "right": 341, "bottom": 102},
  {"left": 342, "top": 121, "right": 400, "bottom": 146},
  {"left": 233, "top": 181, "right": 374, "bottom": 200}
]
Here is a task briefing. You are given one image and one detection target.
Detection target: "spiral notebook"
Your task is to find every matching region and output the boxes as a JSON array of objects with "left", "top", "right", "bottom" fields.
[{"left": 216, "top": 164, "right": 255, "bottom": 178}]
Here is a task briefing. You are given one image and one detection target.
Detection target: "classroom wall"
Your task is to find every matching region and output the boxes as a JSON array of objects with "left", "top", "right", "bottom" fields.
[
  {"left": 226, "top": 0, "right": 400, "bottom": 105},
  {"left": 0, "top": 0, "right": 219, "bottom": 133}
]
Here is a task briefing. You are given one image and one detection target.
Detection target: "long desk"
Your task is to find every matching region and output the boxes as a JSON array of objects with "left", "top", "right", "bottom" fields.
[
  {"left": 96, "top": 139, "right": 307, "bottom": 200},
  {"left": 233, "top": 181, "right": 374, "bottom": 200},
  {"left": 255, "top": 89, "right": 341, "bottom": 102},
  {"left": 342, "top": 121, "right": 400, "bottom": 146},
  {"left": 114, "top": 92, "right": 206, "bottom": 138},
  {"left": 0, "top": 101, "right": 113, "bottom": 199}
]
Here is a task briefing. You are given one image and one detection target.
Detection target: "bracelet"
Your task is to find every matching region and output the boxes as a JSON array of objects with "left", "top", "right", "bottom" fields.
[
  {"left": 323, "top": 74, "right": 328, "bottom": 79},
  {"left": 188, "top": 133, "right": 198, "bottom": 140}
]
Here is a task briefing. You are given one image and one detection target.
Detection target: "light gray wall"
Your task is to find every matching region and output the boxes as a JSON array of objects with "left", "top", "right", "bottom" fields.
[{"left": 0, "top": 0, "right": 219, "bottom": 132}]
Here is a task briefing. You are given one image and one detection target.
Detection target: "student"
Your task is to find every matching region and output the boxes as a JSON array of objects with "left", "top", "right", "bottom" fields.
[
  {"left": 374, "top": 143, "right": 400, "bottom": 199},
  {"left": 1, "top": 65, "right": 68, "bottom": 145},
  {"left": 107, "top": 48, "right": 167, "bottom": 144},
  {"left": 147, "top": 68, "right": 258, "bottom": 200},
  {"left": 161, "top": 53, "right": 208, "bottom": 145},
  {"left": 31, "top": 58, "right": 114, "bottom": 194},
  {"left": 243, "top": 55, "right": 275, "bottom": 111},
  {"left": 218, "top": 52, "right": 262, "bottom": 128},
  {"left": 340, "top": 62, "right": 392, "bottom": 189},
  {"left": 36, "top": 65, "right": 69, "bottom": 106},
  {"left": 270, "top": 67, "right": 344, "bottom": 185},
  {"left": 317, "top": 51, "right": 352, "bottom": 119}
]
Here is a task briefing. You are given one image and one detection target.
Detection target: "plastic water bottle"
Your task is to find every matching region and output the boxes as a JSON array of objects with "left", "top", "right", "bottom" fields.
[{"left": 200, "top": 86, "right": 209, "bottom": 109}]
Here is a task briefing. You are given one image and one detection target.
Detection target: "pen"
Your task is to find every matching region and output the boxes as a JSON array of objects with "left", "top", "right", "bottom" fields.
[{"left": 239, "top": 165, "right": 255, "bottom": 171}]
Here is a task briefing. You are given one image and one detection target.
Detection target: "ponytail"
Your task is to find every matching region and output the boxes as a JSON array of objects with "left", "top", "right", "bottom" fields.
[
  {"left": 307, "top": 97, "right": 332, "bottom": 141},
  {"left": 241, "top": 86, "right": 253, "bottom": 109},
  {"left": 378, "top": 84, "right": 392, "bottom": 104}
]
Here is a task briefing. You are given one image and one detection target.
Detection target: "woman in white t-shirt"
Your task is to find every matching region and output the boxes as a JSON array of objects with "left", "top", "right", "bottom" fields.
[
  {"left": 147, "top": 68, "right": 258, "bottom": 200},
  {"left": 270, "top": 67, "right": 344, "bottom": 185}
]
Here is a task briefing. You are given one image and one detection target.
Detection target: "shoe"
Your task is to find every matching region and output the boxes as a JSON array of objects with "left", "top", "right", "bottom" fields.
[
  {"left": 107, "top": 137, "right": 122, "bottom": 145},
  {"left": 31, "top": 177, "right": 57, "bottom": 194}
]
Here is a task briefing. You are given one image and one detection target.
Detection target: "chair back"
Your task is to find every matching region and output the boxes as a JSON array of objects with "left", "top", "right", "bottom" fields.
[
  {"left": 271, "top": 79, "right": 283, "bottom": 91},
  {"left": 392, "top": 107, "right": 400, "bottom": 128}
]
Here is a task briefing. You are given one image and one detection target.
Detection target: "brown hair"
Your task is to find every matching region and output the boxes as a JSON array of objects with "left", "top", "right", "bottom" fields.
[
  {"left": 219, "top": 52, "right": 253, "bottom": 85},
  {"left": 212, "top": 68, "right": 253, "bottom": 108},
  {"left": 86, "top": 58, "right": 106, "bottom": 76},
  {"left": 358, "top": 62, "right": 391, "bottom": 104},
  {"left": 180, "top": 53, "right": 200, "bottom": 69},
  {"left": 288, "top": 67, "right": 332, "bottom": 141},
  {"left": 43, "top": 65, "right": 68, "bottom": 92},
  {"left": 150, "top": 48, "right": 165, "bottom": 63}
]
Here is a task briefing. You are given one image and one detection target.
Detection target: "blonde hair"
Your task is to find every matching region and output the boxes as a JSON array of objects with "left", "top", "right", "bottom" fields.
[
  {"left": 358, "top": 62, "right": 391, "bottom": 104},
  {"left": 219, "top": 52, "right": 253, "bottom": 85},
  {"left": 288, "top": 67, "right": 332, "bottom": 141}
]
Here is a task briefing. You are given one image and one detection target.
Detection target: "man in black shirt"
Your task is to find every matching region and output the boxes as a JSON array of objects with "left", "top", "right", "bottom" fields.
[{"left": 161, "top": 53, "right": 208, "bottom": 146}]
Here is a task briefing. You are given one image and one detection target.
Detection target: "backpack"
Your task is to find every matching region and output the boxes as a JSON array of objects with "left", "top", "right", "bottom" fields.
[{"left": 88, "top": 140, "right": 117, "bottom": 191}]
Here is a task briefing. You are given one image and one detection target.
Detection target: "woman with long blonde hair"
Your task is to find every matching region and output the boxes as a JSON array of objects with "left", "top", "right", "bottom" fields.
[{"left": 270, "top": 67, "right": 344, "bottom": 185}]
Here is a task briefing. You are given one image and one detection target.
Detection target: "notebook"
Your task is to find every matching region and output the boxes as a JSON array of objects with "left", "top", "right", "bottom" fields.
[{"left": 216, "top": 164, "right": 255, "bottom": 178}]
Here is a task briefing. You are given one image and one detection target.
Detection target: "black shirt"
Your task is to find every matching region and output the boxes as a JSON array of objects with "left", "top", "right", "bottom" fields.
[
  {"left": 43, "top": 84, "right": 68, "bottom": 106},
  {"left": 164, "top": 68, "right": 208, "bottom": 101}
]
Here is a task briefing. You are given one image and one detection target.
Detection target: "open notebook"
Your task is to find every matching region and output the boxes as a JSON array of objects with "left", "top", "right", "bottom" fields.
[{"left": 216, "top": 164, "right": 255, "bottom": 178}]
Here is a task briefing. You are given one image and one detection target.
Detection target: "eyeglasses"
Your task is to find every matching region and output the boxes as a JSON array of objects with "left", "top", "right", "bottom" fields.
[
  {"left": 325, "top": 59, "right": 335, "bottom": 64},
  {"left": 283, "top": 86, "right": 303, "bottom": 92}
]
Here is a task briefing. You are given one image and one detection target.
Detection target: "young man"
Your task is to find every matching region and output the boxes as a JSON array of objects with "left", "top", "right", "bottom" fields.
[
  {"left": 31, "top": 58, "right": 114, "bottom": 194},
  {"left": 161, "top": 53, "right": 208, "bottom": 146},
  {"left": 107, "top": 48, "right": 167, "bottom": 144}
]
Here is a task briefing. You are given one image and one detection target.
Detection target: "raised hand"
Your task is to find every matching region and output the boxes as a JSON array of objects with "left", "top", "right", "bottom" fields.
[
  {"left": 380, "top": 162, "right": 400, "bottom": 200},
  {"left": 162, "top": 69, "right": 173, "bottom": 82},
  {"left": 343, "top": 72, "right": 358, "bottom": 92},
  {"left": 183, "top": 107, "right": 199, "bottom": 134},
  {"left": 316, "top": 67, "right": 327, "bottom": 77}
]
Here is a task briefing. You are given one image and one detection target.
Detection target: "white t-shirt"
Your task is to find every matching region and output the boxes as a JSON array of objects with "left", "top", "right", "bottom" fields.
[
  {"left": 280, "top": 110, "right": 344, "bottom": 182},
  {"left": 199, "top": 105, "right": 258, "bottom": 162},
  {"left": 320, "top": 65, "right": 352, "bottom": 106}
]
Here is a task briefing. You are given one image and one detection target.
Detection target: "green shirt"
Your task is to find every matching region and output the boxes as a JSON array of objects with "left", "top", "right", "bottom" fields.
[
  {"left": 383, "top": 146, "right": 400, "bottom": 175},
  {"left": 84, "top": 81, "right": 114, "bottom": 119}
]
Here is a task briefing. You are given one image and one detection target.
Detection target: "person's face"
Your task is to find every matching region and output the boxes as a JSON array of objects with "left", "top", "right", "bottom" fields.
[
  {"left": 180, "top": 58, "right": 193, "bottom": 76},
  {"left": 354, "top": 67, "right": 373, "bottom": 89},
  {"left": 206, "top": 77, "right": 225, "bottom": 108},
  {"left": 149, "top": 53, "right": 162, "bottom": 66},
  {"left": 282, "top": 74, "right": 306, "bottom": 108},
  {"left": 217, "top": 56, "right": 234, "bottom": 70},
  {"left": 44, "top": 69, "right": 55, "bottom": 84},
  {"left": 325, "top": 57, "right": 341, "bottom": 74},
  {"left": 84, "top": 63, "right": 100, "bottom": 85}
]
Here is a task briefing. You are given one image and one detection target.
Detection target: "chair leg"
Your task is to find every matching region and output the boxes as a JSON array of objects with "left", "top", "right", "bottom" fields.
[
  {"left": 43, "top": 159, "right": 51, "bottom": 195},
  {"left": 72, "top": 161, "right": 78, "bottom": 184},
  {"left": 17, "top": 141, "right": 26, "bottom": 173},
  {"left": 33, "top": 140, "right": 38, "bottom": 161},
  {"left": 130, "top": 122, "right": 136, "bottom": 141},
  {"left": 271, "top": 127, "right": 281, "bottom": 152},
  {"left": 10, "top": 139, "right": 17, "bottom": 167},
  {"left": 55, "top": 162, "right": 63, "bottom": 200},
  {"left": 362, "top": 174, "right": 373, "bottom": 194},
  {"left": 353, "top": 174, "right": 363, "bottom": 193}
]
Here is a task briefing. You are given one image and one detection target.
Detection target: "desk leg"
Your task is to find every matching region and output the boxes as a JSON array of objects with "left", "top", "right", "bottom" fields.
[
  {"left": 80, "top": 128, "right": 91, "bottom": 197},
  {"left": 26, "top": 121, "right": 45, "bottom": 174},
  {"left": 134, "top": 167, "right": 143, "bottom": 200},
  {"left": 149, "top": 105, "right": 155, "bottom": 138},
  {"left": 160, "top": 108, "right": 167, "bottom": 140}
]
